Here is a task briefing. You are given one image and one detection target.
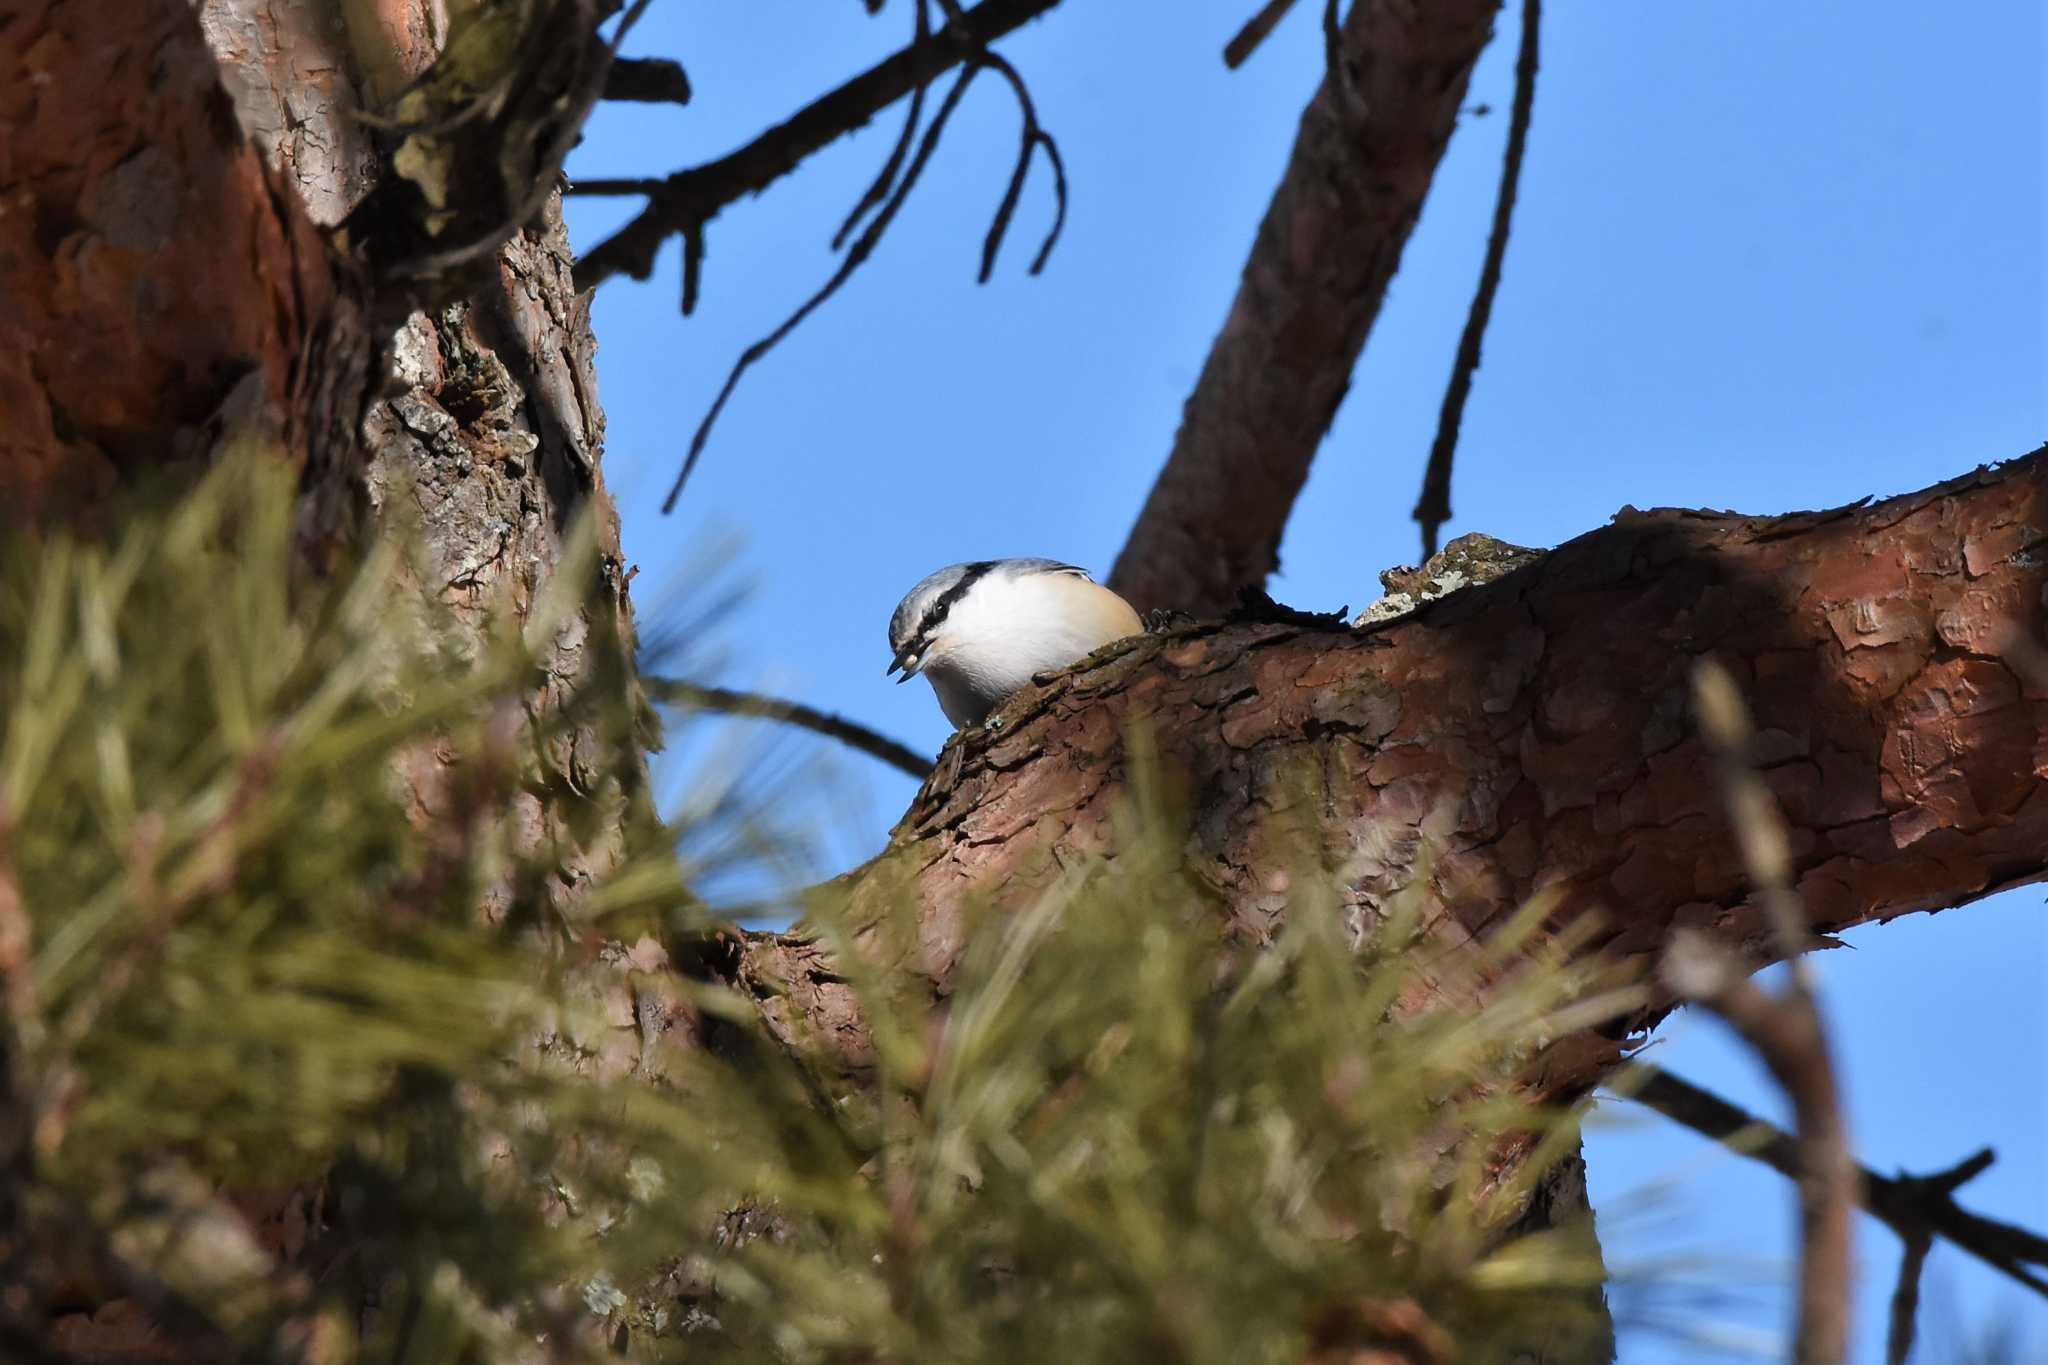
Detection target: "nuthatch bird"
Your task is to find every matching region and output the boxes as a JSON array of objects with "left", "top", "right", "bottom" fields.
[{"left": 887, "top": 559, "right": 1143, "bottom": 729}]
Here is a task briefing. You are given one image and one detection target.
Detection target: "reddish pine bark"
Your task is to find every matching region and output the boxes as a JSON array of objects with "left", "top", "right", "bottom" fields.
[
  {"left": 0, "top": 0, "right": 345, "bottom": 525},
  {"left": 1, "top": 1, "right": 644, "bottom": 1356},
  {"left": 1111, "top": 0, "right": 1504, "bottom": 616}
]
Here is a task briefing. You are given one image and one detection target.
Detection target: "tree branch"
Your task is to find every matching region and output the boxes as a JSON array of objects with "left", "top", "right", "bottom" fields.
[
  {"left": 572, "top": 0, "right": 1065, "bottom": 291},
  {"left": 1620, "top": 1068, "right": 2048, "bottom": 1362},
  {"left": 646, "top": 678, "right": 933, "bottom": 781},
  {"left": 834, "top": 0, "right": 934, "bottom": 250},
  {"left": 967, "top": 47, "right": 1067, "bottom": 281},
  {"left": 1888, "top": 1230, "right": 1934, "bottom": 1365},
  {"left": 657, "top": 60, "right": 990, "bottom": 510},
  {"left": 1110, "top": 0, "right": 1504, "bottom": 615},
  {"left": 1412, "top": 0, "right": 1539, "bottom": 560},
  {"left": 1664, "top": 657, "right": 1855, "bottom": 1362},
  {"left": 358, "top": 0, "right": 656, "bottom": 294},
  {"left": 1661, "top": 932, "right": 1853, "bottom": 1365},
  {"left": 654, "top": 13, "right": 1065, "bottom": 508},
  {"left": 733, "top": 449, "right": 2048, "bottom": 1097}
]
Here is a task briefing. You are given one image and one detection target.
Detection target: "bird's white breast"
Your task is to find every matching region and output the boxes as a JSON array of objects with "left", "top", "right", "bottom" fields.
[{"left": 922, "top": 570, "right": 1140, "bottom": 727}]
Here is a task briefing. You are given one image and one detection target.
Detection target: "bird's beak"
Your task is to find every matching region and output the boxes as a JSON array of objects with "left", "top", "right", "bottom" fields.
[{"left": 886, "top": 649, "right": 920, "bottom": 682}]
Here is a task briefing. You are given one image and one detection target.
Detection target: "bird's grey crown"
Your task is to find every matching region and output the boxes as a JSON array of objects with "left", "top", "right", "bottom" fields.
[{"left": 888, "top": 557, "right": 1087, "bottom": 654}]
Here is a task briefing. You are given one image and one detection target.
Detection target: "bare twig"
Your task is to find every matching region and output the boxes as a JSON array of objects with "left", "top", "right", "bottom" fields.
[
  {"left": 1618, "top": 1068, "right": 2048, "bottom": 1361},
  {"left": 572, "top": 0, "right": 1066, "bottom": 291},
  {"left": 659, "top": 62, "right": 985, "bottom": 511},
  {"left": 1692, "top": 660, "right": 1817, "bottom": 972},
  {"left": 370, "top": 0, "right": 658, "bottom": 287},
  {"left": 1212, "top": 0, "right": 1342, "bottom": 75},
  {"left": 658, "top": 26, "right": 1064, "bottom": 509},
  {"left": 968, "top": 49, "right": 1067, "bottom": 280},
  {"left": 1222, "top": 0, "right": 1300, "bottom": 69},
  {"left": 646, "top": 678, "right": 933, "bottom": 781},
  {"left": 682, "top": 220, "right": 705, "bottom": 314},
  {"left": 931, "top": 0, "right": 1066, "bottom": 278},
  {"left": 1660, "top": 935, "right": 1853, "bottom": 1365},
  {"left": 601, "top": 0, "right": 1062, "bottom": 507},
  {"left": 1412, "top": 0, "right": 1540, "bottom": 560},
  {"left": 834, "top": 0, "right": 933, "bottom": 249},
  {"left": 1659, "top": 659, "right": 1855, "bottom": 1365},
  {"left": 569, "top": 176, "right": 669, "bottom": 196},
  {"left": 1887, "top": 1229, "right": 1933, "bottom": 1365}
]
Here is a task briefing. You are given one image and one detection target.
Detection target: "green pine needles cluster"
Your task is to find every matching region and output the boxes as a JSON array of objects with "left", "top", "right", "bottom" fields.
[{"left": 0, "top": 456, "right": 1630, "bottom": 1363}]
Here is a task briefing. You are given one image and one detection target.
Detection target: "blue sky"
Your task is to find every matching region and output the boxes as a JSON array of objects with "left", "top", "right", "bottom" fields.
[{"left": 566, "top": 3, "right": 2046, "bottom": 1358}]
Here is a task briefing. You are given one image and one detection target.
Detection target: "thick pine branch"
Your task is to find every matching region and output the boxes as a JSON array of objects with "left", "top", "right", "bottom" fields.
[
  {"left": 1111, "top": 0, "right": 1504, "bottom": 615},
  {"left": 738, "top": 450, "right": 2048, "bottom": 1086}
]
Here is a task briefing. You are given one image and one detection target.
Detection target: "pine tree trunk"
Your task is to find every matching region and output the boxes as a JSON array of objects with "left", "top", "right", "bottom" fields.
[
  {"left": 192, "top": 0, "right": 644, "bottom": 884},
  {"left": 1, "top": 0, "right": 644, "bottom": 910},
  {"left": 3, "top": 2, "right": 649, "bottom": 1352},
  {"left": 1, "top": 0, "right": 348, "bottom": 527}
]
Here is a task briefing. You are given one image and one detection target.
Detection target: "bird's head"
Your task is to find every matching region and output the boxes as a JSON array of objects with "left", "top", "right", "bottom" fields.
[{"left": 885, "top": 559, "right": 998, "bottom": 683}]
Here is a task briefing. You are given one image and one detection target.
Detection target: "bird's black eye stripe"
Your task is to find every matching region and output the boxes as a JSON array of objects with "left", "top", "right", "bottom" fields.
[{"left": 910, "top": 560, "right": 996, "bottom": 651}]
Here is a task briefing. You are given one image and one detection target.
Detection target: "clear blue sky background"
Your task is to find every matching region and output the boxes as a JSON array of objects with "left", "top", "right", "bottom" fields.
[{"left": 565, "top": 3, "right": 2046, "bottom": 1359}]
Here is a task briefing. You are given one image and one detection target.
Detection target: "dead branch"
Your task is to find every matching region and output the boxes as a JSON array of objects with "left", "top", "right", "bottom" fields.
[
  {"left": 835, "top": 0, "right": 934, "bottom": 248},
  {"left": 1659, "top": 933, "right": 1853, "bottom": 1365},
  {"left": 966, "top": 47, "right": 1067, "bottom": 280},
  {"left": 646, "top": 678, "right": 934, "bottom": 781},
  {"left": 1412, "top": 0, "right": 1539, "bottom": 560},
  {"left": 572, "top": 0, "right": 1066, "bottom": 291},
  {"left": 1658, "top": 660, "right": 1855, "bottom": 1365},
  {"left": 655, "top": 26, "right": 1064, "bottom": 510},
  {"left": 1620, "top": 1069, "right": 2048, "bottom": 1363},
  {"left": 1887, "top": 1229, "right": 1933, "bottom": 1365}
]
